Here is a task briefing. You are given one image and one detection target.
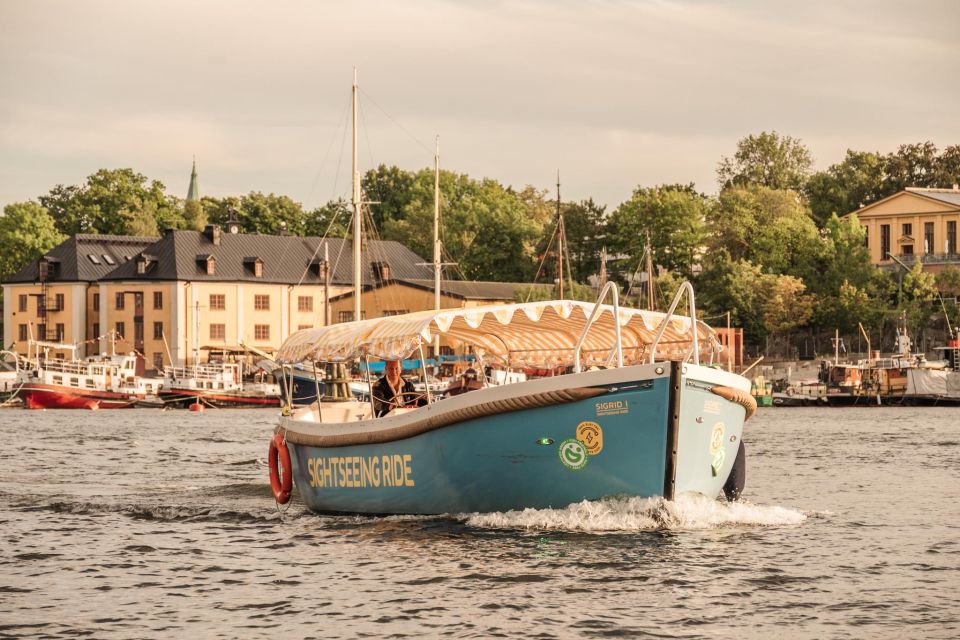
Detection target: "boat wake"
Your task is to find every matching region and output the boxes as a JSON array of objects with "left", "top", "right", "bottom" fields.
[{"left": 463, "top": 492, "right": 807, "bottom": 532}]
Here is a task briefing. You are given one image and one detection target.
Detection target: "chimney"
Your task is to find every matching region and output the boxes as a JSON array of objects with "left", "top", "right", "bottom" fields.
[{"left": 204, "top": 224, "right": 221, "bottom": 246}]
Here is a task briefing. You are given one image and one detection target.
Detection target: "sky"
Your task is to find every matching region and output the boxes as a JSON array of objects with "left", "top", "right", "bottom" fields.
[{"left": 1, "top": 0, "right": 959, "bottom": 215}]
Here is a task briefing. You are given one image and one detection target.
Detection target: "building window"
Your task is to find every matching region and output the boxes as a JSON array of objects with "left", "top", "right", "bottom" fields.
[
  {"left": 383, "top": 309, "right": 409, "bottom": 317},
  {"left": 153, "top": 291, "right": 163, "bottom": 309},
  {"left": 297, "top": 324, "right": 312, "bottom": 330},
  {"left": 18, "top": 294, "right": 27, "bottom": 312},
  {"left": 924, "top": 222, "right": 934, "bottom": 254},
  {"left": 116, "top": 292, "right": 125, "bottom": 310},
  {"left": 206, "top": 256, "right": 216, "bottom": 276},
  {"left": 254, "top": 324, "right": 270, "bottom": 340},
  {"left": 903, "top": 245, "right": 914, "bottom": 256},
  {"left": 298, "top": 296, "right": 313, "bottom": 312},
  {"left": 948, "top": 221, "right": 957, "bottom": 254},
  {"left": 255, "top": 262, "right": 263, "bottom": 278},
  {"left": 37, "top": 324, "right": 46, "bottom": 341},
  {"left": 93, "top": 293, "right": 100, "bottom": 312},
  {"left": 902, "top": 223, "right": 912, "bottom": 237},
  {"left": 254, "top": 295, "right": 270, "bottom": 311},
  {"left": 863, "top": 227, "right": 868, "bottom": 249},
  {"left": 93, "top": 323, "right": 100, "bottom": 339},
  {"left": 115, "top": 321, "right": 125, "bottom": 339},
  {"left": 37, "top": 296, "right": 46, "bottom": 317},
  {"left": 134, "top": 322, "right": 144, "bottom": 341},
  {"left": 209, "top": 294, "right": 225, "bottom": 311},
  {"left": 55, "top": 323, "right": 65, "bottom": 341},
  {"left": 210, "top": 324, "right": 226, "bottom": 340},
  {"left": 880, "top": 224, "right": 890, "bottom": 259},
  {"left": 153, "top": 322, "right": 164, "bottom": 340},
  {"left": 54, "top": 293, "right": 65, "bottom": 311},
  {"left": 18, "top": 324, "right": 27, "bottom": 341},
  {"left": 153, "top": 353, "right": 164, "bottom": 370},
  {"left": 337, "top": 311, "right": 365, "bottom": 323}
]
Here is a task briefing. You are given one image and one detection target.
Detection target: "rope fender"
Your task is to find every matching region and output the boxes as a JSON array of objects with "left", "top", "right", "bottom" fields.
[{"left": 710, "top": 385, "right": 757, "bottom": 420}]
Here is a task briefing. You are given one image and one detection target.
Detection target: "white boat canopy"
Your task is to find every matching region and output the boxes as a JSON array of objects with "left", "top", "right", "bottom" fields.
[{"left": 276, "top": 300, "right": 721, "bottom": 368}]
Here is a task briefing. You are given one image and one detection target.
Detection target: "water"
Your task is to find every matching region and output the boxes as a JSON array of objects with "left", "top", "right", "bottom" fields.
[{"left": 1, "top": 406, "right": 958, "bottom": 638}]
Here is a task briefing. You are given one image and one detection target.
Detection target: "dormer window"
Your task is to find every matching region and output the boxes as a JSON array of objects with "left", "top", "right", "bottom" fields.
[
  {"left": 244, "top": 257, "right": 264, "bottom": 278},
  {"left": 196, "top": 254, "right": 216, "bottom": 275},
  {"left": 136, "top": 254, "right": 156, "bottom": 275},
  {"left": 102, "top": 254, "right": 116, "bottom": 265},
  {"left": 88, "top": 254, "right": 101, "bottom": 265}
]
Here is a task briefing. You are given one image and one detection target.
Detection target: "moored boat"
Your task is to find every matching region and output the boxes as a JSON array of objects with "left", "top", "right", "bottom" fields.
[
  {"left": 161, "top": 361, "right": 281, "bottom": 408},
  {"left": 270, "top": 283, "right": 756, "bottom": 515},
  {"left": 18, "top": 341, "right": 163, "bottom": 410}
]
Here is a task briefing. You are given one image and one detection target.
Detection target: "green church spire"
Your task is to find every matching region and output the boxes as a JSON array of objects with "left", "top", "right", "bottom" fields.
[{"left": 186, "top": 158, "right": 200, "bottom": 201}]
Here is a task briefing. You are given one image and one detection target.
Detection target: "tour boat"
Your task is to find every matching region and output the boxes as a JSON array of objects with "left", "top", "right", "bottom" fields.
[
  {"left": 0, "top": 350, "right": 22, "bottom": 405},
  {"left": 269, "top": 283, "right": 756, "bottom": 514},
  {"left": 17, "top": 341, "right": 163, "bottom": 410},
  {"left": 160, "top": 361, "right": 281, "bottom": 408}
]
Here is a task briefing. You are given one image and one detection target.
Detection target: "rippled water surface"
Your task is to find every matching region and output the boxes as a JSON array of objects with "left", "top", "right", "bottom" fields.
[{"left": 1, "top": 406, "right": 958, "bottom": 638}]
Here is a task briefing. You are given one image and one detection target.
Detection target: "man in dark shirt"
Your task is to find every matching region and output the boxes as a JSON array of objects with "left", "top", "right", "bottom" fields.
[{"left": 372, "top": 359, "right": 424, "bottom": 417}]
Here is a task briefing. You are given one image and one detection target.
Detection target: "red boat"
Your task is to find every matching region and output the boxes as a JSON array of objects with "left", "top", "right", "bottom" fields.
[{"left": 18, "top": 341, "right": 163, "bottom": 410}]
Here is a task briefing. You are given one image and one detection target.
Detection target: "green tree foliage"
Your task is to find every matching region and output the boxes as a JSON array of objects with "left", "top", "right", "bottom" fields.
[
  {"left": 717, "top": 131, "right": 813, "bottom": 191},
  {"left": 384, "top": 170, "right": 546, "bottom": 282},
  {"left": 183, "top": 199, "right": 207, "bottom": 232},
  {"left": 304, "top": 198, "right": 351, "bottom": 238},
  {"left": 607, "top": 184, "right": 709, "bottom": 279},
  {"left": 363, "top": 164, "right": 416, "bottom": 231},
  {"left": 561, "top": 199, "right": 607, "bottom": 283},
  {"left": 708, "top": 186, "right": 821, "bottom": 281},
  {"left": 513, "top": 282, "right": 594, "bottom": 303},
  {"left": 805, "top": 150, "right": 886, "bottom": 226},
  {"left": 38, "top": 168, "right": 177, "bottom": 236},
  {"left": 762, "top": 275, "right": 814, "bottom": 334},
  {"left": 935, "top": 266, "right": 960, "bottom": 295},
  {"left": 231, "top": 192, "right": 306, "bottom": 235},
  {"left": 0, "top": 202, "right": 67, "bottom": 281}
]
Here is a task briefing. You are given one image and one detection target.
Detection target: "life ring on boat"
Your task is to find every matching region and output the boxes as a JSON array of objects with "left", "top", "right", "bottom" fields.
[
  {"left": 785, "top": 387, "right": 795, "bottom": 397},
  {"left": 268, "top": 433, "right": 293, "bottom": 504}
]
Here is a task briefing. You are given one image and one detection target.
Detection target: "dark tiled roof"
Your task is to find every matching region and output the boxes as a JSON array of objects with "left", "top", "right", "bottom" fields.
[
  {"left": 4, "top": 234, "right": 158, "bottom": 283},
  {"left": 328, "top": 278, "right": 548, "bottom": 302},
  {"left": 99, "top": 230, "right": 431, "bottom": 285}
]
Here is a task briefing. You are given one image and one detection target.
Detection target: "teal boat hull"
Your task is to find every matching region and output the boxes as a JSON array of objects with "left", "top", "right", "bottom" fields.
[{"left": 278, "top": 362, "right": 751, "bottom": 515}]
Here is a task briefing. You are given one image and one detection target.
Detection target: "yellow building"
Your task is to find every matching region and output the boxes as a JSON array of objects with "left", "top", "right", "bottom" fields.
[
  {"left": 849, "top": 187, "right": 960, "bottom": 274},
  {"left": 2, "top": 225, "right": 441, "bottom": 371}
]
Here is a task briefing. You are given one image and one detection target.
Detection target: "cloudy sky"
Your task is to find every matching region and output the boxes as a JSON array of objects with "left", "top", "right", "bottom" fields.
[{"left": 1, "top": 0, "right": 959, "bottom": 214}]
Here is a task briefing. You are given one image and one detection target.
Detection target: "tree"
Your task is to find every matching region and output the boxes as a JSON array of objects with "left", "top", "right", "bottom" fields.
[
  {"left": 38, "top": 168, "right": 177, "bottom": 235},
  {"left": 304, "top": 198, "right": 351, "bottom": 238},
  {"left": 708, "top": 186, "right": 821, "bottom": 282},
  {"left": 0, "top": 202, "right": 67, "bottom": 281},
  {"left": 363, "top": 164, "right": 416, "bottom": 231},
  {"left": 935, "top": 265, "right": 960, "bottom": 295},
  {"left": 717, "top": 131, "right": 813, "bottom": 192},
  {"left": 232, "top": 192, "right": 307, "bottom": 235},
  {"left": 762, "top": 275, "right": 814, "bottom": 334},
  {"left": 805, "top": 150, "right": 886, "bottom": 226},
  {"left": 560, "top": 199, "right": 607, "bottom": 283},
  {"left": 607, "top": 184, "right": 710, "bottom": 279},
  {"left": 183, "top": 199, "right": 207, "bottom": 232}
]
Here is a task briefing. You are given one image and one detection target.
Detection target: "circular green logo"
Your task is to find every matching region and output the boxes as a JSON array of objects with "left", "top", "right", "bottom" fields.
[{"left": 558, "top": 438, "right": 588, "bottom": 470}]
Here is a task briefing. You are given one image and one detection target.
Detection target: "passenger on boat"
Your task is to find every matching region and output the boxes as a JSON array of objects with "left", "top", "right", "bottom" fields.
[{"left": 372, "top": 359, "right": 426, "bottom": 417}]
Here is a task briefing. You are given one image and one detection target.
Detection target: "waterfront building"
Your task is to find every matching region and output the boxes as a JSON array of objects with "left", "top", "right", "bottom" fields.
[
  {"left": 2, "top": 225, "right": 533, "bottom": 370},
  {"left": 850, "top": 186, "right": 960, "bottom": 275}
]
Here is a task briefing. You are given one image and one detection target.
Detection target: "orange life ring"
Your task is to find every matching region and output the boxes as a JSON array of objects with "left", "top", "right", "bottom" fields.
[
  {"left": 785, "top": 387, "right": 795, "bottom": 397},
  {"left": 268, "top": 433, "right": 293, "bottom": 504}
]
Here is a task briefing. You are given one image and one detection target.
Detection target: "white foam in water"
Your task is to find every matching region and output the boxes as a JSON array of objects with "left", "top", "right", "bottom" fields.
[{"left": 464, "top": 492, "right": 807, "bottom": 532}]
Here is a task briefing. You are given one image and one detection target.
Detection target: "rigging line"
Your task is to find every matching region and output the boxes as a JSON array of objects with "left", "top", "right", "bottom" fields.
[
  {"left": 560, "top": 219, "right": 578, "bottom": 299},
  {"left": 525, "top": 219, "right": 560, "bottom": 302},
  {"left": 360, "top": 201, "right": 405, "bottom": 314},
  {"left": 305, "top": 90, "right": 353, "bottom": 207},
  {"left": 294, "top": 205, "right": 345, "bottom": 289},
  {"left": 623, "top": 245, "right": 648, "bottom": 301},
  {"left": 331, "top": 92, "right": 353, "bottom": 202},
  {"left": 358, "top": 87, "right": 433, "bottom": 154}
]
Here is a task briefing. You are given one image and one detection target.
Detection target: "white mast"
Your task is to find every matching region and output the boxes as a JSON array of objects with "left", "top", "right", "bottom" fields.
[
  {"left": 352, "top": 68, "right": 362, "bottom": 322},
  {"left": 433, "top": 136, "right": 441, "bottom": 354}
]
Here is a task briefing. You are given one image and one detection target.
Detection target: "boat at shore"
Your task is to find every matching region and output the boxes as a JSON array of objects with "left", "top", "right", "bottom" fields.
[
  {"left": 160, "top": 361, "right": 281, "bottom": 408},
  {"left": 1, "top": 350, "right": 23, "bottom": 405},
  {"left": 269, "top": 283, "right": 756, "bottom": 515},
  {"left": 17, "top": 341, "right": 163, "bottom": 410}
]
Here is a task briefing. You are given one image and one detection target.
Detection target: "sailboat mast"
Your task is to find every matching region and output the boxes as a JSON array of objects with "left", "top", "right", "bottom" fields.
[
  {"left": 433, "top": 136, "right": 441, "bottom": 354},
  {"left": 556, "top": 170, "right": 563, "bottom": 301},
  {"left": 645, "top": 230, "right": 654, "bottom": 311},
  {"left": 352, "top": 68, "right": 362, "bottom": 322}
]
